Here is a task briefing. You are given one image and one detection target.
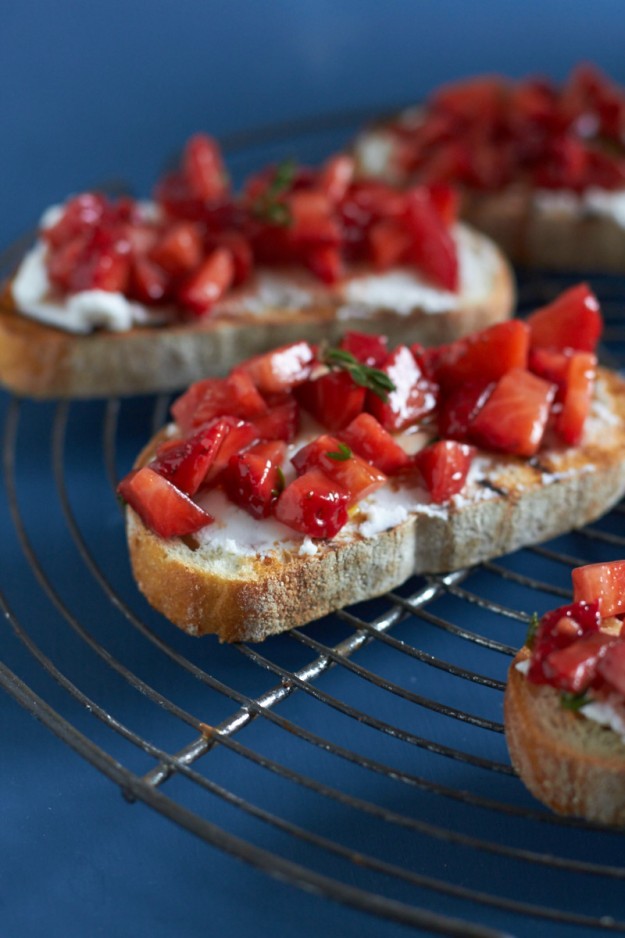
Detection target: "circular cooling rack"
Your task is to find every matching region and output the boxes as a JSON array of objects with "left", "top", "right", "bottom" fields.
[{"left": 3, "top": 116, "right": 625, "bottom": 938}]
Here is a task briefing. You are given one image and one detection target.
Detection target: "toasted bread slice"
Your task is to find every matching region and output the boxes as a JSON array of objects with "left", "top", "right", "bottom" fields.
[
  {"left": 505, "top": 632, "right": 625, "bottom": 825},
  {"left": 124, "top": 367, "right": 625, "bottom": 642},
  {"left": 0, "top": 223, "right": 513, "bottom": 399}
]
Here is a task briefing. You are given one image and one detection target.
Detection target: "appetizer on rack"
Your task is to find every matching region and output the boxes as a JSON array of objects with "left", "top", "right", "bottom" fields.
[
  {"left": 0, "top": 136, "right": 513, "bottom": 398},
  {"left": 505, "top": 560, "right": 625, "bottom": 825},
  {"left": 355, "top": 65, "right": 625, "bottom": 270},
  {"left": 118, "top": 283, "right": 625, "bottom": 641}
]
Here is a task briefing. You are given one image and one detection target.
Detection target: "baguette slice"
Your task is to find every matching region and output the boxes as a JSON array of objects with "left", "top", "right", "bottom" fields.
[
  {"left": 505, "top": 632, "right": 625, "bottom": 825},
  {"left": 0, "top": 223, "right": 513, "bottom": 399},
  {"left": 124, "top": 367, "right": 625, "bottom": 642}
]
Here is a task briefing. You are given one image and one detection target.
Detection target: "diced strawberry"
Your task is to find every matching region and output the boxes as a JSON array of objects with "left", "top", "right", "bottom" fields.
[
  {"left": 215, "top": 231, "right": 253, "bottom": 285},
  {"left": 528, "top": 346, "right": 571, "bottom": 388},
  {"left": 431, "top": 320, "right": 530, "bottom": 392},
  {"left": 223, "top": 449, "right": 284, "bottom": 519},
  {"left": 526, "top": 283, "right": 602, "bottom": 353},
  {"left": 117, "top": 466, "right": 212, "bottom": 538},
  {"left": 402, "top": 186, "right": 458, "bottom": 291},
  {"left": 543, "top": 631, "right": 617, "bottom": 693},
  {"left": 528, "top": 600, "right": 603, "bottom": 684},
  {"left": 469, "top": 368, "right": 556, "bottom": 457},
  {"left": 339, "top": 413, "right": 410, "bottom": 475},
  {"left": 47, "top": 235, "right": 91, "bottom": 292},
  {"left": 437, "top": 381, "right": 495, "bottom": 441},
  {"left": 202, "top": 419, "right": 259, "bottom": 486},
  {"left": 413, "top": 440, "right": 475, "bottom": 503},
  {"left": 296, "top": 370, "right": 366, "bottom": 431},
  {"left": 432, "top": 75, "right": 504, "bottom": 126},
  {"left": 151, "top": 420, "right": 231, "bottom": 495},
  {"left": 339, "top": 332, "right": 389, "bottom": 367},
  {"left": 368, "top": 219, "right": 411, "bottom": 270},
  {"left": 288, "top": 191, "right": 342, "bottom": 245},
  {"left": 242, "top": 341, "right": 316, "bottom": 394},
  {"left": 555, "top": 352, "right": 596, "bottom": 446},
  {"left": 597, "top": 641, "right": 625, "bottom": 697},
  {"left": 247, "top": 439, "right": 287, "bottom": 464},
  {"left": 69, "top": 244, "right": 131, "bottom": 294},
  {"left": 366, "top": 345, "right": 437, "bottom": 433},
  {"left": 149, "top": 221, "right": 203, "bottom": 277},
  {"left": 129, "top": 256, "right": 169, "bottom": 304},
  {"left": 427, "top": 183, "right": 460, "bottom": 226},
  {"left": 291, "top": 434, "right": 386, "bottom": 506},
  {"left": 250, "top": 395, "right": 300, "bottom": 442},
  {"left": 572, "top": 560, "right": 625, "bottom": 618},
  {"left": 171, "top": 370, "right": 267, "bottom": 432},
  {"left": 43, "top": 193, "right": 108, "bottom": 249},
  {"left": 176, "top": 247, "right": 234, "bottom": 317},
  {"left": 182, "top": 133, "right": 229, "bottom": 201},
  {"left": 304, "top": 244, "right": 343, "bottom": 284},
  {"left": 274, "top": 468, "right": 349, "bottom": 538}
]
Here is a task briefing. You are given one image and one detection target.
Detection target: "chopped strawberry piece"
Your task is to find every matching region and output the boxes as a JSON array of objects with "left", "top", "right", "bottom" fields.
[
  {"left": 572, "top": 560, "right": 625, "bottom": 618},
  {"left": 528, "top": 346, "right": 571, "bottom": 388},
  {"left": 223, "top": 449, "right": 284, "bottom": 519},
  {"left": 433, "top": 75, "right": 504, "bottom": 126},
  {"left": 427, "top": 183, "right": 460, "bottom": 227},
  {"left": 318, "top": 154, "right": 355, "bottom": 203},
  {"left": 555, "top": 351, "right": 596, "bottom": 446},
  {"left": 366, "top": 344, "right": 437, "bottom": 432},
  {"left": 242, "top": 341, "right": 316, "bottom": 394},
  {"left": 43, "top": 193, "right": 108, "bottom": 249},
  {"left": 368, "top": 218, "right": 412, "bottom": 270},
  {"left": 182, "top": 133, "right": 229, "bottom": 202},
  {"left": 176, "top": 247, "right": 234, "bottom": 317},
  {"left": 214, "top": 231, "right": 253, "bottom": 285},
  {"left": 247, "top": 439, "right": 287, "bottom": 464},
  {"left": 469, "top": 368, "right": 556, "bottom": 457},
  {"left": 171, "top": 370, "right": 267, "bottom": 432},
  {"left": 413, "top": 440, "right": 475, "bottom": 503},
  {"left": 70, "top": 245, "right": 131, "bottom": 294},
  {"left": 526, "top": 283, "right": 602, "bottom": 353},
  {"left": 296, "top": 370, "right": 366, "bottom": 431},
  {"left": 202, "top": 419, "right": 259, "bottom": 486},
  {"left": 304, "top": 244, "right": 343, "bottom": 284},
  {"left": 149, "top": 221, "right": 203, "bottom": 277},
  {"left": 339, "top": 413, "right": 410, "bottom": 475},
  {"left": 432, "top": 320, "right": 530, "bottom": 392},
  {"left": 151, "top": 420, "right": 231, "bottom": 495},
  {"left": 437, "top": 381, "right": 494, "bottom": 441},
  {"left": 339, "top": 332, "right": 389, "bottom": 367},
  {"left": 291, "top": 433, "right": 386, "bottom": 506},
  {"left": 528, "top": 600, "right": 603, "bottom": 684},
  {"left": 250, "top": 395, "right": 300, "bottom": 442},
  {"left": 543, "top": 631, "right": 617, "bottom": 693},
  {"left": 597, "top": 642, "right": 625, "bottom": 697},
  {"left": 402, "top": 186, "right": 458, "bottom": 291},
  {"left": 288, "top": 190, "right": 342, "bottom": 245},
  {"left": 129, "top": 257, "right": 169, "bottom": 304},
  {"left": 274, "top": 468, "right": 349, "bottom": 538},
  {"left": 118, "top": 466, "right": 212, "bottom": 538}
]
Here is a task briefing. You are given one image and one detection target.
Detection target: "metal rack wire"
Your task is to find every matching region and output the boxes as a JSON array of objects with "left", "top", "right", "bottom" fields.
[{"left": 3, "top": 115, "right": 625, "bottom": 938}]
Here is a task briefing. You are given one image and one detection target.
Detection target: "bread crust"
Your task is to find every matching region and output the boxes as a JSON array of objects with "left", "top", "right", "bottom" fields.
[
  {"left": 505, "top": 646, "right": 625, "bottom": 824},
  {"left": 0, "top": 225, "right": 514, "bottom": 398},
  {"left": 124, "top": 368, "right": 625, "bottom": 642}
]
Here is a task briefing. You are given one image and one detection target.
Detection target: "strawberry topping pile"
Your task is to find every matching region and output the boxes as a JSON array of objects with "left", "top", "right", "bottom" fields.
[
  {"left": 383, "top": 65, "right": 625, "bottom": 192},
  {"left": 118, "top": 283, "right": 603, "bottom": 540},
  {"left": 523, "top": 560, "right": 625, "bottom": 709},
  {"left": 41, "top": 136, "right": 460, "bottom": 320}
]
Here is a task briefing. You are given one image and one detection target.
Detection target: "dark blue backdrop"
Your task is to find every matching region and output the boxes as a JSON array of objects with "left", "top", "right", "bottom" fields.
[{"left": 2, "top": 4, "right": 625, "bottom": 937}]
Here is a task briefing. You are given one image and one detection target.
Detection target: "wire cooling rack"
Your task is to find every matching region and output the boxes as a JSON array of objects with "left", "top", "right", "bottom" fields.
[{"left": 3, "top": 116, "right": 625, "bottom": 938}]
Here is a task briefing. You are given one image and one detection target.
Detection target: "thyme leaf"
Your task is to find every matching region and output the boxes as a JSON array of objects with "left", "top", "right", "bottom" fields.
[
  {"left": 326, "top": 442, "right": 352, "bottom": 462},
  {"left": 560, "top": 691, "right": 592, "bottom": 712},
  {"left": 525, "top": 612, "right": 540, "bottom": 650},
  {"left": 251, "top": 159, "right": 296, "bottom": 227},
  {"left": 321, "top": 345, "right": 396, "bottom": 401}
]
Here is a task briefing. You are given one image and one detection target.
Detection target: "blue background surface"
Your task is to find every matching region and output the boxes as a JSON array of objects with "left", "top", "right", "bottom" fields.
[{"left": 2, "top": 3, "right": 625, "bottom": 937}]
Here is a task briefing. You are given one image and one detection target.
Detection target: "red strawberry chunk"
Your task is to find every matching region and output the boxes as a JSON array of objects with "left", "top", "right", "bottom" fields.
[
  {"left": 171, "top": 370, "right": 267, "bottom": 432},
  {"left": 250, "top": 395, "right": 300, "bottom": 442},
  {"left": 526, "top": 283, "right": 602, "bottom": 353},
  {"left": 242, "top": 341, "right": 316, "bottom": 394},
  {"left": 304, "top": 244, "right": 343, "bottom": 284},
  {"left": 340, "top": 413, "right": 409, "bottom": 475},
  {"left": 296, "top": 370, "right": 366, "bottom": 431},
  {"left": 528, "top": 600, "right": 603, "bottom": 684},
  {"left": 572, "top": 560, "right": 625, "bottom": 618},
  {"left": 182, "top": 133, "right": 229, "bottom": 202},
  {"left": 555, "top": 351, "right": 596, "bottom": 446},
  {"left": 151, "top": 420, "right": 231, "bottom": 495},
  {"left": 318, "top": 154, "right": 355, "bottom": 203},
  {"left": 367, "top": 345, "right": 437, "bottom": 432},
  {"left": 469, "top": 368, "right": 556, "bottom": 457},
  {"left": 368, "top": 218, "right": 412, "bottom": 270},
  {"left": 118, "top": 466, "right": 212, "bottom": 538},
  {"left": 202, "top": 419, "right": 259, "bottom": 486},
  {"left": 432, "top": 320, "right": 530, "bottom": 392},
  {"left": 43, "top": 193, "right": 108, "bottom": 249},
  {"left": 223, "top": 450, "right": 284, "bottom": 519},
  {"left": 129, "top": 257, "right": 169, "bottom": 304},
  {"left": 401, "top": 186, "right": 458, "bottom": 291},
  {"left": 176, "top": 247, "right": 234, "bottom": 317},
  {"left": 597, "top": 642, "right": 625, "bottom": 698},
  {"left": 274, "top": 468, "right": 349, "bottom": 538},
  {"left": 339, "top": 332, "right": 389, "bottom": 367},
  {"left": 413, "top": 440, "right": 475, "bottom": 503},
  {"left": 437, "top": 381, "right": 495, "bottom": 441},
  {"left": 543, "top": 631, "right": 618, "bottom": 694},
  {"left": 149, "top": 221, "right": 203, "bottom": 277},
  {"left": 291, "top": 434, "right": 386, "bottom": 506}
]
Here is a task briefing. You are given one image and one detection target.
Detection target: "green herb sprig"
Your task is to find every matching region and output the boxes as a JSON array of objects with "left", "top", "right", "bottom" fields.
[
  {"left": 560, "top": 691, "right": 592, "bottom": 712},
  {"left": 525, "top": 612, "right": 540, "bottom": 650},
  {"left": 321, "top": 346, "right": 396, "bottom": 402},
  {"left": 271, "top": 466, "right": 286, "bottom": 499},
  {"left": 251, "top": 159, "right": 297, "bottom": 227},
  {"left": 326, "top": 442, "right": 352, "bottom": 462}
]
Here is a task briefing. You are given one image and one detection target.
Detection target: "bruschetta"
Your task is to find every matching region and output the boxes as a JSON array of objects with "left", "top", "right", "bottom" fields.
[
  {"left": 505, "top": 560, "right": 625, "bottom": 825},
  {"left": 0, "top": 136, "right": 513, "bottom": 399},
  {"left": 354, "top": 64, "right": 625, "bottom": 271},
  {"left": 118, "top": 283, "right": 625, "bottom": 642}
]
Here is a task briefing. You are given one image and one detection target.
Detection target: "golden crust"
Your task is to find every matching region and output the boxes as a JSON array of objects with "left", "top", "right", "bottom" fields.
[
  {"left": 124, "top": 368, "right": 625, "bottom": 642},
  {"left": 0, "top": 228, "right": 514, "bottom": 398},
  {"left": 505, "top": 647, "right": 625, "bottom": 824}
]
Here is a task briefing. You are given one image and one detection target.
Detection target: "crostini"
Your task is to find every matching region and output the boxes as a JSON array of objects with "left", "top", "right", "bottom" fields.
[
  {"left": 0, "top": 136, "right": 513, "bottom": 399},
  {"left": 354, "top": 65, "right": 625, "bottom": 271},
  {"left": 118, "top": 283, "right": 625, "bottom": 641},
  {"left": 505, "top": 560, "right": 625, "bottom": 825}
]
